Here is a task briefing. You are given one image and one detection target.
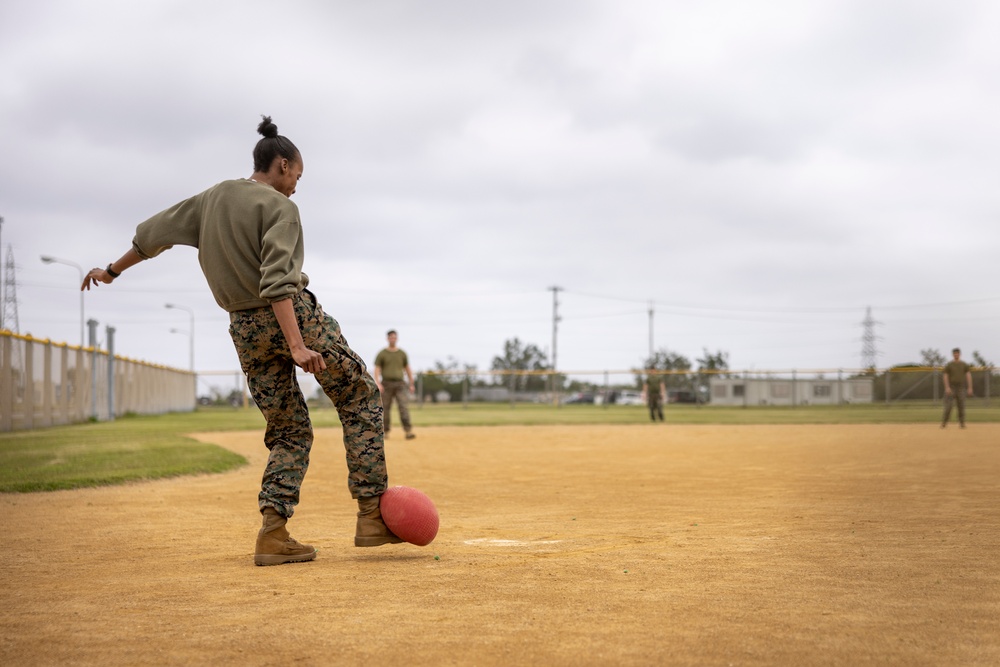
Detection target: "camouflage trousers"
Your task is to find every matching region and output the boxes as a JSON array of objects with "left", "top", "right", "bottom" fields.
[
  {"left": 229, "top": 290, "right": 388, "bottom": 518},
  {"left": 942, "top": 387, "right": 968, "bottom": 426},
  {"left": 647, "top": 394, "right": 664, "bottom": 422},
  {"left": 380, "top": 380, "right": 412, "bottom": 434}
]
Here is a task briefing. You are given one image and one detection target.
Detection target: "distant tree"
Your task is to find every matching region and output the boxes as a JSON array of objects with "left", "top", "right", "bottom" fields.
[
  {"left": 637, "top": 349, "right": 691, "bottom": 390},
  {"left": 920, "top": 348, "right": 946, "bottom": 367},
  {"left": 971, "top": 350, "right": 993, "bottom": 369},
  {"left": 423, "top": 356, "right": 478, "bottom": 402},
  {"left": 491, "top": 337, "right": 549, "bottom": 391},
  {"left": 971, "top": 351, "right": 998, "bottom": 398},
  {"left": 696, "top": 349, "right": 730, "bottom": 376},
  {"left": 433, "top": 356, "right": 478, "bottom": 381}
]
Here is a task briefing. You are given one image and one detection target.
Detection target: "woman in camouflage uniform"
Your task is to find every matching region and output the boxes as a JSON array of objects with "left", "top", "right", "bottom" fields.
[{"left": 82, "top": 116, "right": 400, "bottom": 565}]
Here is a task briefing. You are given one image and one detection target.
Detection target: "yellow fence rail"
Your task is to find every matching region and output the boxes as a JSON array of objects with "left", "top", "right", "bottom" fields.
[{"left": 1, "top": 330, "right": 196, "bottom": 432}]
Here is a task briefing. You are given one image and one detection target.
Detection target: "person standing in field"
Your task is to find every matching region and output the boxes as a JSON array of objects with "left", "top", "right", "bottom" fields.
[
  {"left": 81, "top": 116, "right": 402, "bottom": 566},
  {"left": 941, "top": 347, "right": 973, "bottom": 429},
  {"left": 642, "top": 368, "right": 666, "bottom": 422},
  {"left": 373, "top": 329, "right": 416, "bottom": 440}
]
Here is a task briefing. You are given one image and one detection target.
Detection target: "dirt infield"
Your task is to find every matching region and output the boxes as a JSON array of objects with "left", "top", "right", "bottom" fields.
[{"left": 2, "top": 423, "right": 999, "bottom": 666}]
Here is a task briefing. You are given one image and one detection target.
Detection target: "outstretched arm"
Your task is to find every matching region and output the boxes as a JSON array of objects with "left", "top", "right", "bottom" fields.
[{"left": 81, "top": 249, "right": 145, "bottom": 290}]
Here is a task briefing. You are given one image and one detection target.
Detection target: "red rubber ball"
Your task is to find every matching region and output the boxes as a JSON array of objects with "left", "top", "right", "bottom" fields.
[{"left": 380, "top": 486, "right": 440, "bottom": 546}]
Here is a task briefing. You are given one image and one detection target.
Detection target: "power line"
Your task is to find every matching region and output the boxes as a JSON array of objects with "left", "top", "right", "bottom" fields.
[{"left": 565, "top": 289, "right": 1000, "bottom": 314}]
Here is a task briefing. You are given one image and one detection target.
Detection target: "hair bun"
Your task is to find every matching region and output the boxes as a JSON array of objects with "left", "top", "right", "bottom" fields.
[{"left": 257, "top": 115, "right": 279, "bottom": 139}]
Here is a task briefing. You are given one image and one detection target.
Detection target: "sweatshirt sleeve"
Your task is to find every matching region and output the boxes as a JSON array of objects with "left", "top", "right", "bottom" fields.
[
  {"left": 259, "top": 215, "right": 305, "bottom": 303},
  {"left": 131, "top": 191, "right": 205, "bottom": 259}
]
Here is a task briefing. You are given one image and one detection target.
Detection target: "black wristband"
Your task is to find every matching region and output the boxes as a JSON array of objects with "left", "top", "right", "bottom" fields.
[{"left": 106, "top": 263, "right": 121, "bottom": 278}]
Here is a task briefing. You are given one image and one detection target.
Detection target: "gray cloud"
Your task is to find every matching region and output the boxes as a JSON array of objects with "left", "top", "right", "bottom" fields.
[{"left": 2, "top": 0, "right": 998, "bottom": 381}]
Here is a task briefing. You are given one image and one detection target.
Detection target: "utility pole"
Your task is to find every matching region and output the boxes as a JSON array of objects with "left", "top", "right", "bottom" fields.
[
  {"left": 549, "top": 286, "right": 562, "bottom": 405},
  {"left": 648, "top": 299, "right": 654, "bottom": 360}
]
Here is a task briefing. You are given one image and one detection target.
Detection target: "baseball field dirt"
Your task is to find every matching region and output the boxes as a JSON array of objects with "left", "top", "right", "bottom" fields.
[{"left": 2, "top": 423, "right": 999, "bottom": 666}]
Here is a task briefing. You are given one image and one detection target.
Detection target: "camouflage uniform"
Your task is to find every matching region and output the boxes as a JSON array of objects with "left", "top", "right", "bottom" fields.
[
  {"left": 379, "top": 380, "right": 413, "bottom": 435},
  {"left": 942, "top": 386, "right": 968, "bottom": 427},
  {"left": 646, "top": 374, "right": 664, "bottom": 422},
  {"left": 229, "top": 289, "right": 387, "bottom": 517},
  {"left": 942, "top": 359, "right": 972, "bottom": 427}
]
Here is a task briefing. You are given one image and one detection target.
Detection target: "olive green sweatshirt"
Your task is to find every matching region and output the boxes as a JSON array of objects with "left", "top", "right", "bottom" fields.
[{"left": 132, "top": 179, "right": 308, "bottom": 312}]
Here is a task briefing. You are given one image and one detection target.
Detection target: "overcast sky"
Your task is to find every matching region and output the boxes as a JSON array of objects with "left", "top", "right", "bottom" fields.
[{"left": 2, "top": 0, "right": 998, "bottom": 394}]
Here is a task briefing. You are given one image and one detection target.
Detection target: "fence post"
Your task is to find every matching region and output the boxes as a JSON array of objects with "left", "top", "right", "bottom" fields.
[
  {"left": 106, "top": 326, "right": 116, "bottom": 421},
  {"left": 1, "top": 334, "right": 12, "bottom": 431},
  {"left": 603, "top": 370, "right": 609, "bottom": 409},
  {"left": 885, "top": 368, "right": 891, "bottom": 405},
  {"left": 417, "top": 373, "right": 423, "bottom": 409},
  {"left": 792, "top": 369, "right": 797, "bottom": 408},
  {"left": 42, "top": 341, "right": 53, "bottom": 427},
  {"left": 24, "top": 337, "right": 34, "bottom": 430},
  {"left": 59, "top": 345, "right": 69, "bottom": 425},
  {"left": 743, "top": 370, "right": 748, "bottom": 409},
  {"left": 462, "top": 371, "right": 469, "bottom": 409},
  {"left": 87, "top": 319, "right": 99, "bottom": 420}
]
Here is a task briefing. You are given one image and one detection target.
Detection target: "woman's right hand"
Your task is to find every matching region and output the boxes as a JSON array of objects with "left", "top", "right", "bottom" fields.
[{"left": 292, "top": 346, "right": 327, "bottom": 374}]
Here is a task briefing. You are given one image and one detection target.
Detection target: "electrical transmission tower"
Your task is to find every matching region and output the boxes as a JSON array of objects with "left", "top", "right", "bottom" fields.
[
  {"left": 1, "top": 245, "right": 19, "bottom": 335},
  {"left": 0, "top": 214, "right": 4, "bottom": 330},
  {"left": 860, "top": 306, "right": 881, "bottom": 370},
  {"left": 2, "top": 244, "right": 23, "bottom": 375}
]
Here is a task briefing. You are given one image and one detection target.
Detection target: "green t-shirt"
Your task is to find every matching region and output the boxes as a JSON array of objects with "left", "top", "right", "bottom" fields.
[
  {"left": 132, "top": 179, "right": 307, "bottom": 312},
  {"left": 944, "top": 360, "right": 971, "bottom": 388},
  {"left": 646, "top": 375, "right": 662, "bottom": 397},
  {"left": 375, "top": 348, "right": 409, "bottom": 381}
]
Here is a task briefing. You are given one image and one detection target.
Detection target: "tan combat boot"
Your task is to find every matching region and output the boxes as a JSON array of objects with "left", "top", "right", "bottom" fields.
[
  {"left": 254, "top": 507, "right": 317, "bottom": 566},
  {"left": 355, "top": 495, "right": 404, "bottom": 547}
]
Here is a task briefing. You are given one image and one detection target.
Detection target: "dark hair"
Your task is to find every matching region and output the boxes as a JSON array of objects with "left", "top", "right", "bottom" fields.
[
  {"left": 387, "top": 329, "right": 397, "bottom": 336},
  {"left": 953, "top": 347, "right": 961, "bottom": 354},
  {"left": 253, "top": 115, "right": 300, "bottom": 172}
]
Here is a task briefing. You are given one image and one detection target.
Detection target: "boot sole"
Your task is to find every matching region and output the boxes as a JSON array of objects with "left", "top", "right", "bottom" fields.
[
  {"left": 254, "top": 550, "right": 317, "bottom": 566},
  {"left": 355, "top": 535, "right": 405, "bottom": 547}
]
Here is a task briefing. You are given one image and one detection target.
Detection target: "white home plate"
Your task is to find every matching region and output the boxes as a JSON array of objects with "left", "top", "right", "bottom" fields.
[{"left": 463, "top": 538, "right": 562, "bottom": 547}]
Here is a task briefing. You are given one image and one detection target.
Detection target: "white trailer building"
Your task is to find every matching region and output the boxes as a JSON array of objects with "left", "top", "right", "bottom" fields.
[{"left": 709, "top": 375, "right": 874, "bottom": 406}]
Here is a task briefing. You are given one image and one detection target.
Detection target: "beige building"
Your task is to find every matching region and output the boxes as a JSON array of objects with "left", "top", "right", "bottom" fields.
[{"left": 709, "top": 375, "right": 873, "bottom": 406}]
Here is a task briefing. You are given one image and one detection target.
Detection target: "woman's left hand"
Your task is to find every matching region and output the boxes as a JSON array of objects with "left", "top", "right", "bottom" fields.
[{"left": 81, "top": 268, "right": 114, "bottom": 291}]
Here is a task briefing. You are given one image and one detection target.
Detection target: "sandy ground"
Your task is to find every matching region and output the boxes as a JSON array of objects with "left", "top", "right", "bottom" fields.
[{"left": 2, "top": 423, "right": 999, "bottom": 666}]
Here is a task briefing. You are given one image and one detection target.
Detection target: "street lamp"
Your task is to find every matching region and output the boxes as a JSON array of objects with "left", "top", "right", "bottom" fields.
[
  {"left": 165, "top": 303, "right": 195, "bottom": 372},
  {"left": 41, "top": 255, "right": 84, "bottom": 347},
  {"left": 169, "top": 327, "right": 193, "bottom": 370}
]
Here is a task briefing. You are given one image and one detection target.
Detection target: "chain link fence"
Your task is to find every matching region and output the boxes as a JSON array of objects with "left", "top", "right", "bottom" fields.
[{"left": 1, "top": 330, "right": 195, "bottom": 432}]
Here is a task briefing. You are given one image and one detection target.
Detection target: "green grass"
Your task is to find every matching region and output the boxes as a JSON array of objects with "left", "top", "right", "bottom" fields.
[
  {"left": 390, "top": 399, "right": 1000, "bottom": 426},
  {"left": 3, "top": 400, "right": 996, "bottom": 493},
  {"left": 0, "top": 411, "right": 254, "bottom": 493}
]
